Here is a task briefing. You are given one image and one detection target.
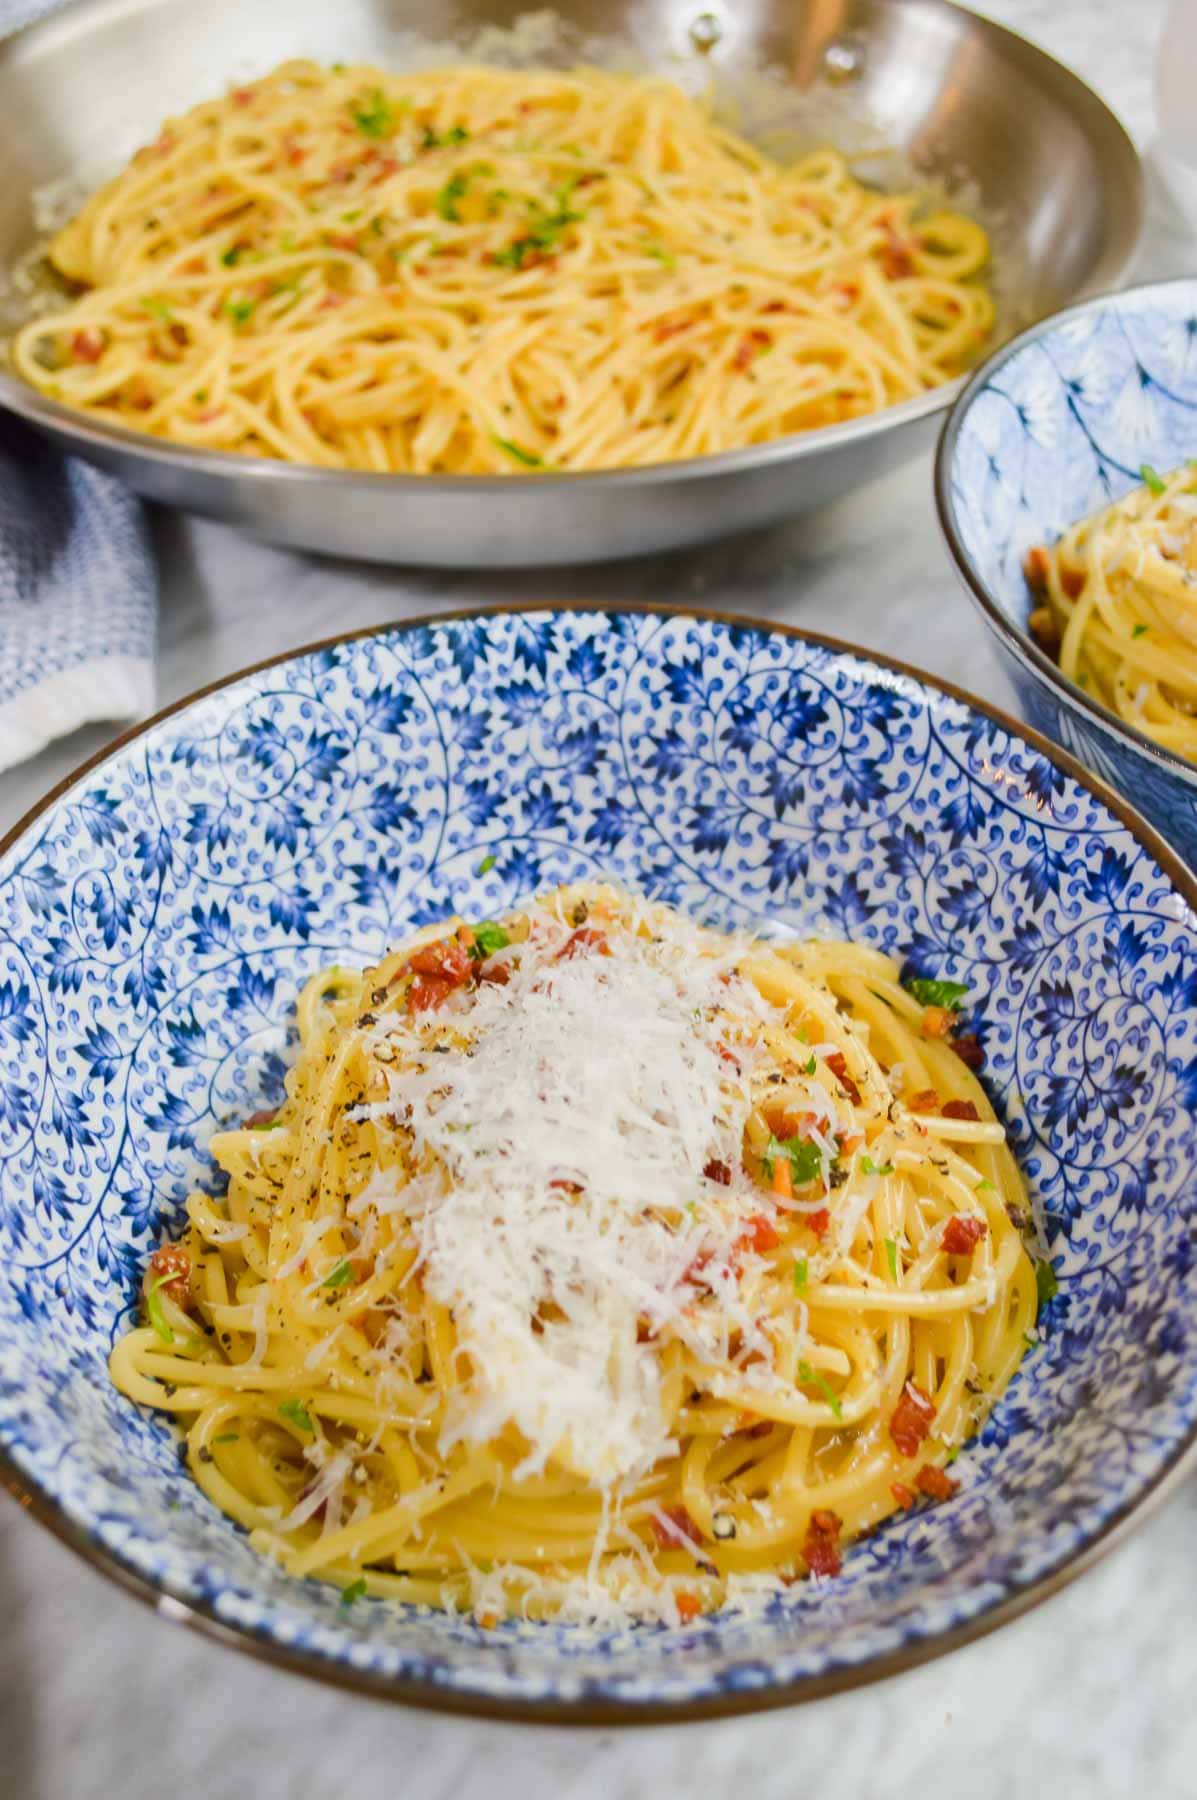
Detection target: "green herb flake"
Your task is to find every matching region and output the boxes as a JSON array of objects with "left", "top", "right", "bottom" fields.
[
  {"left": 471, "top": 920, "right": 511, "bottom": 958},
  {"left": 278, "top": 1398, "right": 314, "bottom": 1433},
  {"left": 221, "top": 246, "right": 243, "bottom": 267},
  {"left": 212, "top": 1432, "right": 239, "bottom": 1444},
  {"left": 975, "top": 1178, "right": 995, "bottom": 1192},
  {"left": 793, "top": 1257, "right": 808, "bottom": 1293},
  {"left": 340, "top": 1577, "right": 368, "bottom": 1604},
  {"left": 944, "top": 1445, "right": 959, "bottom": 1465},
  {"left": 862, "top": 1155, "right": 895, "bottom": 1177},
  {"left": 145, "top": 1275, "right": 174, "bottom": 1344},
  {"left": 476, "top": 852, "right": 497, "bottom": 875},
  {"left": 802, "top": 1055, "right": 817, "bottom": 1076},
  {"left": 422, "top": 124, "right": 469, "bottom": 150},
  {"left": 1131, "top": 623, "right": 1149, "bottom": 638},
  {"left": 492, "top": 435, "right": 543, "bottom": 468},
  {"left": 436, "top": 171, "right": 470, "bottom": 222},
  {"left": 1035, "top": 1259, "right": 1059, "bottom": 1311},
  {"left": 642, "top": 240, "right": 676, "bottom": 267},
  {"left": 904, "top": 975, "right": 970, "bottom": 1011},
  {"left": 140, "top": 297, "right": 174, "bottom": 321},
  {"left": 1140, "top": 463, "right": 1167, "bottom": 496},
  {"left": 352, "top": 88, "right": 395, "bottom": 139},
  {"left": 321, "top": 1258, "right": 353, "bottom": 1289},
  {"left": 797, "top": 1359, "right": 843, "bottom": 1420},
  {"left": 763, "top": 1134, "right": 824, "bottom": 1187},
  {"left": 225, "top": 297, "right": 256, "bottom": 326},
  {"left": 493, "top": 205, "right": 581, "bottom": 270},
  {"left": 884, "top": 1237, "right": 899, "bottom": 1281}
]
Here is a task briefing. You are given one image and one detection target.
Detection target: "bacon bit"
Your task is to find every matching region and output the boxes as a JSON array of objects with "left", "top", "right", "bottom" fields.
[
  {"left": 651, "top": 1505, "right": 699, "bottom": 1551},
  {"left": 942, "top": 1215, "right": 987, "bottom": 1256},
  {"left": 328, "top": 233, "right": 360, "bottom": 253},
  {"left": 147, "top": 1244, "right": 191, "bottom": 1306},
  {"left": 127, "top": 379, "right": 154, "bottom": 412},
  {"left": 407, "top": 972, "right": 456, "bottom": 1012},
  {"left": 916, "top": 1464, "right": 960, "bottom": 1503},
  {"left": 890, "top": 1481, "right": 916, "bottom": 1510},
  {"left": 879, "top": 221, "right": 916, "bottom": 279},
  {"left": 407, "top": 936, "right": 472, "bottom": 985},
  {"left": 232, "top": 86, "right": 255, "bottom": 106},
  {"left": 70, "top": 327, "right": 105, "bottom": 364},
  {"left": 761, "top": 299, "right": 791, "bottom": 314},
  {"left": 825, "top": 1050, "right": 861, "bottom": 1104},
  {"left": 194, "top": 406, "right": 225, "bottom": 424},
  {"left": 907, "top": 1088, "right": 940, "bottom": 1113},
  {"left": 1028, "top": 606, "right": 1061, "bottom": 655},
  {"left": 477, "top": 959, "right": 510, "bottom": 986},
  {"left": 703, "top": 1159, "right": 732, "bottom": 1186},
  {"left": 807, "top": 1208, "right": 830, "bottom": 1237},
  {"left": 558, "top": 927, "right": 610, "bottom": 960},
  {"left": 951, "top": 1033, "right": 985, "bottom": 1071},
  {"left": 675, "top": 1592, "right": 702, "bottom": 1624},
  {"left": 733, "top": 329, "right": 771, "bottom": 370},
  {"left": 654, "top": 317, "right": 693, "bottom": 343},
  {"left": 738, "top": 1214, "right": 780, "bottom": 1256},
  {"left": 243, "top": 1107, "right": 277, "bottom": 1128},
  {"left": 319, "top": 294, "right": 346, "bottom": 310},
  {"left": 284, "top": 140, "right": 308, "bottom": 166},
  {"left": 941, "top": 1098, "right": 979, "bottom": 1121},
  {"left": 890, "top": 1382, "right": 936, "bottom": 1457},
  {"left": 1061, "top": 565, "right": 1085, "bottom": 600},
  {"left": 922, "top": 1005, "right": 955, "bottom": 1039},
  {"left": 548, "top": 1178, "right": 583, "bottom": 1194},
  {"left": 831, "top": 282, "right": 858, "bottom": 309},
  {"left": 328, "top": 161, "right": 356, "bottom": 184},
  {"left": 803, "top": 1508, "right": 843, "bottom": 1577},
  {"left": 369, "top": 156, "right": 400, "bottom": 184},
  {"left": 1023, "top": 546, "right": 1050, "bottom": 591}
]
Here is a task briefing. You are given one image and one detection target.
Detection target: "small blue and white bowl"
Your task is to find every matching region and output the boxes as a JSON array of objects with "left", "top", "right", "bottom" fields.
[
  {"left": 936, "top": 276, "right": 1197, "bottom": 870},
  {"left": 1, "top": 606, "right": 1196, "bottom": 1720}
]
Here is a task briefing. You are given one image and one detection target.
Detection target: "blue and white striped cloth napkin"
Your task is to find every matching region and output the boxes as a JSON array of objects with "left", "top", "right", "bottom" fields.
[{"left": 0, "top": 0, "right": 157, "bottom": 776}]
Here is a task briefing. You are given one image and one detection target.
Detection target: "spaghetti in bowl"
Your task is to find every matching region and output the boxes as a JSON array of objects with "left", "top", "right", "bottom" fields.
[
  {"left": 1, "top": 606, "right": 1196, "bottom": 1717},
  {"left": 112, "top": 883, "right": 1035, "bottom": 1625}
]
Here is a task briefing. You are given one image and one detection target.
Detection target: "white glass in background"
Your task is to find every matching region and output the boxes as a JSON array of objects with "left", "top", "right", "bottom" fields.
[{"left": 1143, "top": 0, "right": 1197, "bottom": 277}]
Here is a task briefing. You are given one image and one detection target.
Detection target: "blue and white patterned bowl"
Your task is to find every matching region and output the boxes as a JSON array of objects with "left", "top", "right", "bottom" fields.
[
  {"left": 2, "top": 606, "right": 1196, "bottom": 1721},
  {"left": 936, "top": 276, "right": 1197, "bottom": 870}
]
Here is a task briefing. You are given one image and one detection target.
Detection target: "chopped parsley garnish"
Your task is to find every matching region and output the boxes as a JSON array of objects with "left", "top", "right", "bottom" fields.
[
  {"left": 436, "top": 172, "right": 470, "bottom": 222},
  {"left": 221, "top": 246, "right": 243, "bottom": 267},
  {"left": 321, "top": 1259, "right": 353, "bottom": 1289},
  {"left": 802, "top": 1055, "right": 817, "bottom": 1075},
  {"left": 793, "top": 1258, "right": 808, "bottom": 1292},
  {"left": 642, "top": 240, "right": 676, "bottom": 266},
  {"left": 476, "top": 852, "right": 496, "bottom": 875},
  {"left": 471, "top": 920, "right": 511, "bottom": 958},
  {"left": 212, "top": 1432, "right": 239, "bottom": 1444},
  {"left": 763, "top": 1134, "right": 824, "bottom": 1187},
  {"left": 944, "top": 1445, "right": 959, "bottom": 1465},
  {"left": 884, "top": 1237, "right": 899, "bottom": 1281},
  {"left": 422, "top": 124, "right": 469, "bottom": 149},
  {"left": 340, "top": 1577, "right": 368, "bottom": 1604},
  {"left": 975, "top": 1178, "right": 995, "bottom": 1191},
  {"left": 145, "top": 1275, "right": 174, "bottom": 1344},
  {"left": 797, "top": 1360, "right": 843, "bottom": 1420},
  {"left": 225, "top": 297, "right": 256, "bottom": 326},
  {"left": 140, "top": 297, "right": 174, "bottom": 321},
  {"left": 1131, "top": 623, "right": 1149, "bottom": 638},
  {"left": 862, "top": 1155, "right": 894, "bottom": 1177},
  {"left": 1035, "top": 1259, "right": 1059, "bottom": 1310},
  {"left": 904, "top": 975, "right": 969, "bottom": 1011},
  {"left": 1140, "top": 463, "right": 1166, "bottom": 495},
  {"left": 493, "top": 206, "right": 581, "bottom": 269},
  {"left": 492, "top": 435, "right": 543, "bottom": 468},
  {"left": 352, "top": 88, "right": 395, "bottom": 138},
  {"left": 278, "top": 1398, "right": 314, "bottom": 1433}
]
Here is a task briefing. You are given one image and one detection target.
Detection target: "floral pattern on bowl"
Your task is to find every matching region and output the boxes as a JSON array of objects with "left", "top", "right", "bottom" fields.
[
  {"left": 936, "top": 276, "right": 1197, "bottom": 869},
  {"left": 0, "top": 606, "right": 1195, "bottom": 1720}
]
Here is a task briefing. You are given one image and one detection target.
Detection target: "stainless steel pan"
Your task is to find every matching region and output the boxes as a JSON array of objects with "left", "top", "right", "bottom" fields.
[{"left": 0, "top": 0, "right": 1142, "bottom": 565}]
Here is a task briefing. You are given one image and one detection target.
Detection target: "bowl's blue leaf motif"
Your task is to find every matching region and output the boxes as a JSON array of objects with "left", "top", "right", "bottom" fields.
[{"left": 0, "top": 608, "right": 1195, "bottom": 1716}]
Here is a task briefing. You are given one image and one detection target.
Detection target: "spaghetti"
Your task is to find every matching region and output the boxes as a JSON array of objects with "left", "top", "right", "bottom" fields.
[
  {"left": 1026, "top": 463, "right": 1197, "bottom": 762},
  {"left": 111, "top": 885, "right": 1036, "bottom": 1625},
  {"left": 15, "top": 59, "right": 993, "bottom": 474}
]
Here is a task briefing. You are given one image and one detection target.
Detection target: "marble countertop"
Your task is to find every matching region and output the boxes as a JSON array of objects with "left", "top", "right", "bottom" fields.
[{"left": 1, "top": 2, "right": 1192, "bottom": 1795}]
